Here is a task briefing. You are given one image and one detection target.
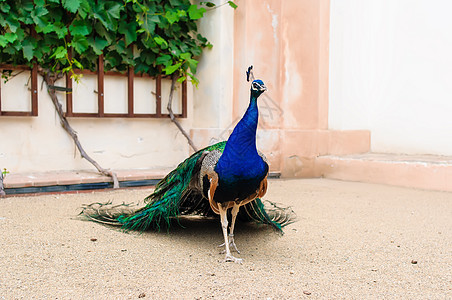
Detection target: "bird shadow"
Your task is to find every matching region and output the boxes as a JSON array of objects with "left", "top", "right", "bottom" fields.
[{"left": 137, "top": 215, "right": 279, "bottom": 251}]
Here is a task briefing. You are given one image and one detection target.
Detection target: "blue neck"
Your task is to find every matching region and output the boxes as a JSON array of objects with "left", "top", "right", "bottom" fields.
[
  {"left": 226, "top": 97, "right": 259, "bottom": 156},
  {"left": 215, "top": 94, "right": 263, "bottom": 179}
]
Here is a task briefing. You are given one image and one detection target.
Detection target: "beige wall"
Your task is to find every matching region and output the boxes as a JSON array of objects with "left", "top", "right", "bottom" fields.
[
  {"left": 329, "top": 0, "right": 452, "bottom": 156},
  {"left": 0, "top": 73, "right": 192, "bottom": 173}
]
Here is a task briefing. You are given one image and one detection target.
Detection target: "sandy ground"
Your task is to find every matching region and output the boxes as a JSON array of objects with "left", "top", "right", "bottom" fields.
[{"left": 0, "top": 178, "right": 451, "bottom": 299}]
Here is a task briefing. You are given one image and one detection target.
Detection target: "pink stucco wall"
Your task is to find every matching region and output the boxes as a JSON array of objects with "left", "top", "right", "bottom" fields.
[
  {"left": 192, "top": 0, "right": 370, "bottom": 177},
  {"left": 231, "top": 0, "right": 369, "bottom": 176}
]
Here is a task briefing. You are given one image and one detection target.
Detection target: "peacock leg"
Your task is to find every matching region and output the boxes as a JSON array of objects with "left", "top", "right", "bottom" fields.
[
  {"left": 218, "top": 203, "right": 240, "bottom": 253},
  {"left": 228, "top": 202, "right": 241, "bottom": 254},
  {"left": 218, "top": 203, "right": 242, "bottom": 263}
]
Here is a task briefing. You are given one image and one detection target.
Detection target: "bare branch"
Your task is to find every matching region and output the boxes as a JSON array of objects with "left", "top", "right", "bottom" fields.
[
  {"left": 41, "top": 71, "right": 120, "bottom": 189},
  {"left": 0, "top": 171, "right": 5, "bottom": 197},
  {"left": 167, "top": 74, "right": 198, "bottom": 152}
]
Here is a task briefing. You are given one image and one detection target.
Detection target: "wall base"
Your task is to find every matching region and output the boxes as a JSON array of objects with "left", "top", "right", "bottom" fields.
[
  {"left": 191, "top": 128, "right": 371, "bottom": 177},
  {"left": 317, "top": 153, "right": 452, "bottom": 192}
]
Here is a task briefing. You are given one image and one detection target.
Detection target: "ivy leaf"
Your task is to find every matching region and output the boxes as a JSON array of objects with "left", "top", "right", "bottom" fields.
[
  {"left": 187, "top": 5, "right": 206, "bottom": 20},
  {"left": 93, "top": 5, "right": 110, "bottom": 29},
  {"left": 94, "top": 22, "right": 115, "bottom": 44},
  {"left": 34, "top": 6, "right": 49, "bottom": 17},
  {"left": 3, "top": 45, "right": 17, "bottom": 55},
  {"left": 34, "top": 0, "right": 46, "bottom": 6},
  {"left": 113, "top": 40, "right": 126, "bottom": 54},
  {"left": 50, "top": 46, "right": 68, "bottom": 59},
  {"left": 163, "top": 62, "right": 181, "bottom": 75},
  {"left": 188, "top": 72, "right": 199, "bottom": 86},
  {"left": 36, "top": 23, "right": 55, "bottom": 34},
  {"left": 169, "top": 46, "right": 181, "bottom": 57},
  {"left": 169, "top": 0, "right": 183, "bottom": 6},
  {"left": 22, "top": 38, "right": 35, "bottom": 61},
  {"left": 187, "top": 57, "right": 198, "bottom": 73},
  {"left": 119, "top": 21, "right": 137, "bottom": 46},
  {"left": 165, "top": 10, "right": 179, "bottom": 24},
  {"left": 62, "top": 0, "right": 81, "bottom": 13},
  {"left": 105, "top": 2, "right": 123, "bottom": 19},
  {"left": 196, "top": 33, "right": 208, "bottom": 44},
  {"left": 180, "top": 52, "right": 191, "bottom": 60},
  {"left": 0, "top": 36, "right": 8, "bottom": 47},
  {"left": 69, "top": 20, "right": 90, "bottom": 36},
  {"left": 0, "top": 2, "right": 11, "bottom": 13},
  {"left": 71, "top": 35, "right": 89, "bottom": 54},
  {"left": 156, "top": 54, "right": 172, "bottom": 66},
  {"left": 134, "top": 62, "right": 150, "bottom": 74},
  {"left": 190, "top": 46, "right": 202, "bottom": 56},
  {"left": 4, "top": 15, "right": 20, "bottom": 32},
  {"left": 140, "top": 14, "right": 158, "bottom": 34},
  {"left": 154, "top": 36, "right": 168, "bottom": 49},
  {"left": 72, "top": 58, "right": 83, "bottom": 69},
  {"left": 54, "top": 24, "right": 69, "bottom": 39},
  {"left": 200, "top": 2, "right": 216, "bottom": 8},
  {"left": 20, "top": 2, "right": 34, "bottom": 12},
  {"left": 33, "top": 40, "right": 50, "bottom": 61},
  {"left": 104, "top": 54, "right": 119, "bottom": 69},
  {"left": 228, "top": 1, "right": 238, "bottom": 9},
  {"left": 31, "top": 9, "right": 49, "bottom": 28},
  {"left": 140, "top": 51, "right": 155, "bottom": 65},
  {"left": 89, "top": 36, "right": 108, "bottom": 55},
  {"left": 35, "top": 22, "right": 66, "bottom": 38},
  {"left": 77, "top": 0, "right": 90, "bottom": 18},
  {"left": 3, "top": 32, "right": 17, "bottom": 44},
  {"left": 15, "top": 28, "right": 25, "bottom": 41}
]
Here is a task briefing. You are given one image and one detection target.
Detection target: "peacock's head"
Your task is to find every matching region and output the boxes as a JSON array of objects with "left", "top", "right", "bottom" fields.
[{"left": 251, "top": 79, "right": 267, "bottom": 98}]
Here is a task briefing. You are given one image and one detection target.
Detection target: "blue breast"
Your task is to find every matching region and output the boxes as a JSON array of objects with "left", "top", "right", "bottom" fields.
[{"left": 214, "top": 97, "right": 268, "bottom": 203}]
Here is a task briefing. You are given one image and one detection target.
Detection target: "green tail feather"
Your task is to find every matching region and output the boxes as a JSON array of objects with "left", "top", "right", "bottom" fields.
[
  {"left": 118, "top": 141, "right": 226, "bottom": 231},
  {"left": 240, "top": 198, "right": 296, "bottom": 233}
]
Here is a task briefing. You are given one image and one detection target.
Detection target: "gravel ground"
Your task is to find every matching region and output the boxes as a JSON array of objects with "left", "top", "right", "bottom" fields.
[{"left": 0, "top": 178, "right": 451, "bottom": 299}]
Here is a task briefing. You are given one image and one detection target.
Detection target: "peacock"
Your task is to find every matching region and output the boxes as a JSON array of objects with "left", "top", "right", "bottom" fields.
[{"left": 81, "top": 67, "right": 295, "bottom": 263}]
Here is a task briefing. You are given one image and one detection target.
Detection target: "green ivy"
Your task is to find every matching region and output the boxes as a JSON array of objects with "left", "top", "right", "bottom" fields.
[{"left": 0, "top": 0, "right": 236, "bottom": 84}]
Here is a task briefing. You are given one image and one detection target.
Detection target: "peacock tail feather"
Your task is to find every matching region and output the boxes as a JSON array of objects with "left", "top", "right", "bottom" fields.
[
  {"left": 80, "top": 140, "right": 296, "bottom": 232},
  {"left": 240, "top": 198, "right": 296, "bottom": 233}
]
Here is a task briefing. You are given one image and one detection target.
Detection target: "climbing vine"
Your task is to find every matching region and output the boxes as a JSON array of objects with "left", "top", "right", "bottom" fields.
[
  {"left": 0, "top": 0, "right": 236, "bottom": 188},
  {"left": 0, "top": 0, "right": 236, "bottom": 84},
  {"left": 0, "top": 168, "right": 8, "bottom": 196}
]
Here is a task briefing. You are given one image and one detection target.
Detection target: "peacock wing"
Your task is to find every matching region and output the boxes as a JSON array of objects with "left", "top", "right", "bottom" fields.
[
  {"left": 80, "top": 141, "right": 226, "bottom": 231},
  {"left": 120, "top": 141, "right": 227, "bottom": 230}
]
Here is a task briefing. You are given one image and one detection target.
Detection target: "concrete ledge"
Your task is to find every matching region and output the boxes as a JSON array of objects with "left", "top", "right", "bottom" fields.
[
  {"left": 316, "top": 153, "right": 452, "bottom": 192},
  {"left": 191, "top": 128, "right": 372, "bottom": 177},
  {"left": 3, "top": 169, "right": 172, "bottom": 189},
  {"left": 280, "top": 129, "right": 371, "bottom": 177}
]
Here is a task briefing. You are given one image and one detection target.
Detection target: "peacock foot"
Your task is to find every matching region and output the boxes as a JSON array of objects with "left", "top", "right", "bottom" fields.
[
  {"left": 228, "top": 235, "right": 240, "bottom": 254},
  {"left": 225, "top": 253, "right": 243, "bottom": 264},
  {"left": 218, "top": 234, "right": 241, "bottom": 254}
]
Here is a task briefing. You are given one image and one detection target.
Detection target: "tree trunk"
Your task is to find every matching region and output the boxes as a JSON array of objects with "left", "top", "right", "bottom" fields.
[
  {"left": 42, "top": 72, "right": 120, "bottom": 189},
  {"left": 167, "top": 74, "right": 198, "bottom": 152},
  {"left": 0, "top": 171, "right": 5, "bottom": 197}
]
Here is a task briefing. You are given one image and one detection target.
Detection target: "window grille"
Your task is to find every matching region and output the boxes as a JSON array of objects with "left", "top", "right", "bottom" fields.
[{"left": 0, "top": 57, "right": 187, "bottom": 118}]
